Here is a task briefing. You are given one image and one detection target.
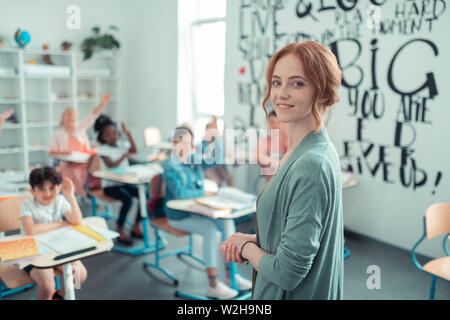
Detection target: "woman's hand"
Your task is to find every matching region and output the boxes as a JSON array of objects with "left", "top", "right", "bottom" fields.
[{"left": 220, "top": 233, "right": 256, "bottom": 264}]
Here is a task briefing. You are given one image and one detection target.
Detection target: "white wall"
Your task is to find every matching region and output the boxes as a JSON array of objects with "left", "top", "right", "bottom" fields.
[
  {"left": 225, "top": 0, "right": 450, "bottom": 258},
  {"left": 122, "top": 0, "right": 178, "bottom": 149},
  {"left": 0, "top": 0, "right": 178, "bottom": 149}
]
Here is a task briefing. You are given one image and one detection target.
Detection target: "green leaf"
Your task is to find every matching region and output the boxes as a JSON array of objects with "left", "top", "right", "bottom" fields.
[{"left": 92, "top": 26, "right": 100, "bottom": 35}]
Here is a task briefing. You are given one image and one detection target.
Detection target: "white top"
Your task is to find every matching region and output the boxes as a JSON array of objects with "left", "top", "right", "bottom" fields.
[
  {"left": 98, "top": 140, "right": 131, "bottom": 188},
  {"left": 19, "top": 195, "right": 71, "bottom": 233},
  {"left": 47, "top": 112, "right": 98, "bottom": 152}
]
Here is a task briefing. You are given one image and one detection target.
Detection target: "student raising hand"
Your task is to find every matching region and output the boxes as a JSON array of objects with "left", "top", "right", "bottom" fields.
[
  {"left": 93, "top": 93, "right": 111, "bottom": 115},
  {"left": 0, "top": 109, "right": 14, "bottom": 134},
  {"left": 62, "top": 176, "right": 75, "bottom": 197},
  {"left": 62, "top": 176, "right": 83, "bottom": 225}
]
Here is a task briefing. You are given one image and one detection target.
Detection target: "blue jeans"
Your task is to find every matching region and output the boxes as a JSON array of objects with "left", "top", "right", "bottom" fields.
[{"left": 168, "top": 214, "right": 227, "bottom": 268}]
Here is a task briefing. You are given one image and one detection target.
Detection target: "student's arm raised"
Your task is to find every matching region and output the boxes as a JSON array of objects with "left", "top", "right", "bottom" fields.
[{"left": 61, "top": 176, "right": 83, "bottom": 225}]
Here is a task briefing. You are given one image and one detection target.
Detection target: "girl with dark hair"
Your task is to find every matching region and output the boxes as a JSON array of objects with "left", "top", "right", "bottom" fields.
[{"left": 94, "top": 115, "right": 142, "bottom": 245}]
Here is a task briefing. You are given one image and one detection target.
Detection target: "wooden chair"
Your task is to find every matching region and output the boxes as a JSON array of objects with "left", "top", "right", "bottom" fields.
[
  {"left": 0, "top": 195, "right": 61, "bottom": 299},
  {"left": 143, "top": 174, "right": 204, "bottom": 286},
  {"left": 411, "top": 203, "right": 450, "bottom": 299}
]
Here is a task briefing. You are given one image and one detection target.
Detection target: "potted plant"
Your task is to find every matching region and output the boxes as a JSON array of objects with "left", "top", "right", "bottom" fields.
[{"left": 81, "top": 26, "right": 120, "bottom": 60}]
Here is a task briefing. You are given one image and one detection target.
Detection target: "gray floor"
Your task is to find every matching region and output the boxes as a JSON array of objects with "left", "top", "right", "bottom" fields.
[{"left": 3, "top": 215, "right": 450, "bottom": 300}]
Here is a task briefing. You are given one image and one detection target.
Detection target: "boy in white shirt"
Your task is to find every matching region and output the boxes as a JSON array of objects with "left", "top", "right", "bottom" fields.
[{"left": 20, "top": 167, "right": 87, "bottom": 300}]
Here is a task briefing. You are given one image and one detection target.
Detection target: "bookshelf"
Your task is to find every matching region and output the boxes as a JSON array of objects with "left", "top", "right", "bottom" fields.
[{"left": 0, "top": 47, "right": 120, "bottom": 182}]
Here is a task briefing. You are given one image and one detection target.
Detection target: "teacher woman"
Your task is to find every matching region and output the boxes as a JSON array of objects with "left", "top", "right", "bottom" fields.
[{"left": 220, "top": 41, "right": 344, "bottom": 300}]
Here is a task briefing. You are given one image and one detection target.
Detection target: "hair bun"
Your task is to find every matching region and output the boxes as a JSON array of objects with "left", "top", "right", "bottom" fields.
[{"left": 94, "top": 114, "right": 114, "bottom": 132}]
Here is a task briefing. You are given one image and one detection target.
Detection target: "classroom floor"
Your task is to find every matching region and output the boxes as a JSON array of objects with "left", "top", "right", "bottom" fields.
[{"left": 3, "top": 211, "right": 450, "bottom": 300}]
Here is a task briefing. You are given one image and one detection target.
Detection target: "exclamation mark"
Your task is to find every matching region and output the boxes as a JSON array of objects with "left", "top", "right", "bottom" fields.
[{"left": 432, "top": 171, "right": 442, "bottom": 195}]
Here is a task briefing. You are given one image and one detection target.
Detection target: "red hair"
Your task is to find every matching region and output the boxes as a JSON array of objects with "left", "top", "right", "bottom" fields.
[{"left": 262, "top": 41, "right": 342, "bottom": 130}]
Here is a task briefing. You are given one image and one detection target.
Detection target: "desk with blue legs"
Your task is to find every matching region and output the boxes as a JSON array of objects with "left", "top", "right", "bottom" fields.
[
  {"left": 166, "top": 199, "right": 256, "bottom": 300},
  {"left": 93, "top": 165, "right": 166, "bottom": 256}
]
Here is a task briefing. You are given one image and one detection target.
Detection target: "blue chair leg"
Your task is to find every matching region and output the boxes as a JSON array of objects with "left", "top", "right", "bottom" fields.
[
  {"left": 143, "top": 228, "right": 178, "bottom": 285},
  {"left": 144, "top": 229, "right": 204, "bottom": 288},
  {"left": 177, "top": 235, "right": 204, "bottom": 265},
  {"left": 0, "top": 280, "right": 35, "bottom": 299},
  {"left": 429, "top": 276, "right": 436, "bottom": 300},
  {"left": 344, "top": 246, "right": 351, "bottom": 259},
  {"left": 55, "top": 276, "right": 60, "bottom": 291}
]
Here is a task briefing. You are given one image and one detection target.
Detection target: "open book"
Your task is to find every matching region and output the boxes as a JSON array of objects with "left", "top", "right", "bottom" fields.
[{"left": 191, "top": 187, "right": 257, "bottom": 218}]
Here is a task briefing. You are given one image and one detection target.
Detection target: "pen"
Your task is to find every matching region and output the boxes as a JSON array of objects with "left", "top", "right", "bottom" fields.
[{"left": 53, "top": 246, "right": 97, "bottom": 261}]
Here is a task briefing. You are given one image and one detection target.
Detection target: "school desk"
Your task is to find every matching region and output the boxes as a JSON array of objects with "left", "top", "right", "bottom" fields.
[
  {"left": 0, "top": 216, "right": 113, "bottom": 300},
  {"left": 166, "top": 198, "right": 256, "bottom": 300},
  {"left": 92, "top": 164, "right": 165, "bottom": 255}
]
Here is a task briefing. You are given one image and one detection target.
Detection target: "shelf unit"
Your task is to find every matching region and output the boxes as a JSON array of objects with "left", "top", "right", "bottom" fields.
[{"left": 0, "top": 47, "right": 120, "bottom": 182}]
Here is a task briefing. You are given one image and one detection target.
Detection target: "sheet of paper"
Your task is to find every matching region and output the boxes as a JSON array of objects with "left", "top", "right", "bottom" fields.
[
  {"left": 88, "top": 225, "right": 119, "bottom": 240},
  {"left": 34, "top": 227, "right": 98, "bottom": 254},
  {"left": 216, "top": 187, "right": 256, "bottom": 207}
]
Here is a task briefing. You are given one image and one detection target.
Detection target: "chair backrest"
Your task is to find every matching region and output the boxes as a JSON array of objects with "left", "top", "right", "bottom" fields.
[
  {"left": 86, "top": 153, "right": 102, "bottom": 191},
  {"left": 150, "top": 174, "right": 166, "bottom": 199},
  {"left": 87, "top": 153, "right": 102, "bottom": 174},
  {"left": 425, "top": 203, "right": 450, "bottom": 240},
  {"left": 0, "top": 194, "right": 32, "bottom": 233}
]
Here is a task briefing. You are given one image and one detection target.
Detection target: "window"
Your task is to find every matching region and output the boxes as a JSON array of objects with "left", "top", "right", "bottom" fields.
[{"left": 177, "top": 0, "right": 226, "bottom": 143}]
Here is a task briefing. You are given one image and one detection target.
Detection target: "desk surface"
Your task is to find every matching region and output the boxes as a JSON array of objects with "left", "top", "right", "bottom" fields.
[
  {"left": 0, "top": 217, "right": 113, "bottom": 269},
  {"left": 166, "top": 199, "right": 256, "bottom": 220},
  {"left": 93, "top": 163, "right": 163, "bottom": 185},
  {"left": 50, "top": 151, "right": 91, "bottom": 164}
]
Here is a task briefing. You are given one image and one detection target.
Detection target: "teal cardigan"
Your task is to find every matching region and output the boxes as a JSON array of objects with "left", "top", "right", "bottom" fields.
[{"left": 253, "top": 127, "right": 344, "bottom": 300}]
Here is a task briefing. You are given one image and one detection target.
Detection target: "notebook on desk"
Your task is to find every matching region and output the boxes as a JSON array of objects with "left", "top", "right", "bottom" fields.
[
  {"left": 0, "top": 237, "right": 41, "bottom": 262},
  {"left": 191, "top": 187, "right": 257, "bottom": 218},
  {"left": 195, "top": 187, "right": 256, "bottom": 211}
]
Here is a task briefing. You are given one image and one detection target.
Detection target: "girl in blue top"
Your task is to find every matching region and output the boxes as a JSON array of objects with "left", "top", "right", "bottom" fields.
[{"left": 162, "top": 126, "right": 251, "bottom": 299}]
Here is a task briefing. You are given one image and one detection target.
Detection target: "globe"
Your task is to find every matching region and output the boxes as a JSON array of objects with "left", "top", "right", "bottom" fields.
[{"left": 14, "top": 29, "right": 31, "bottom": 48}]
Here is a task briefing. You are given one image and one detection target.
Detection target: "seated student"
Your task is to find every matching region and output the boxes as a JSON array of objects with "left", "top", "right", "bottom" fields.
[
  {"left": 197, "top": 116, "right": 233, "bottom": 187},
  {"left": 162, "top": 127, "right": 251, "bottom": 299},
  {"left": 255, "top": 110, "right": 288, "bottom": 180},
  {"left": 94, "top": 115, "right": 143, "bottom": 246},
  {"left": 48, "top": 94, "right": 111, "bottom": 196},
  {"left": 0, "top": 109, "right": 13, "bottom": 135},
  {"left": 20, "top": 167, "right": 87, "bottom": 300}
]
